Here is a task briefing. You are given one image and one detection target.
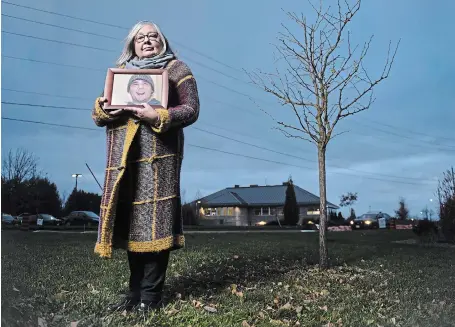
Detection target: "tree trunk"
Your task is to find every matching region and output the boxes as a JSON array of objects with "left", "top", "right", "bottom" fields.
[{"left": 318, "top": 146, "right": 329, "bottom": 268}]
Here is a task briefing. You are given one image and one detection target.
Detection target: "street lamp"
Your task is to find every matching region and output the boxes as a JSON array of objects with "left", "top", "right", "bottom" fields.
[
  {"left": 72, "top": 174, "right": 82, "bottom": 191},
  {"left": 196, "top": 200, "right": 202, "bottom": 219}
]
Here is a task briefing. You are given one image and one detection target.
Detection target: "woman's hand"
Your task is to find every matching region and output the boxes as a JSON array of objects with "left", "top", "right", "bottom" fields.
[
  {"left": 123, "top": 103, "right": 160, "bottom": 125},
  {"left": 98, "top": 97, "right": 124, "bottom": 116}
]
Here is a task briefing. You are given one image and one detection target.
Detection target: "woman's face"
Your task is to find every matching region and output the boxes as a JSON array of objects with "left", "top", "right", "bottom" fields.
[
  {"left": 129, "top": 79, "right": 153, "bottom": 103},
  {"left": 134, "top": 24, "right": 163, "bottom": 59}
]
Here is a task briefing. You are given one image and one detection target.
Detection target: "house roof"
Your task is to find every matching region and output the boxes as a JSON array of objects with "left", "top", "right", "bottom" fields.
[{"left": 199, "top": 184, "right": 339, "bottom": 209}]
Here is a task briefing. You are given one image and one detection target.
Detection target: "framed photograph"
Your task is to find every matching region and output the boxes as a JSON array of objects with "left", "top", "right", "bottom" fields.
[{"left": 103, "top": 69, "right": 169, "bottom": 110}]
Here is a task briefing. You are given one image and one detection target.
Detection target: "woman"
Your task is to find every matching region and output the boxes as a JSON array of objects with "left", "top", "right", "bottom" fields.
[{"left": 91, "top": 21, "right": 199, "bottom": 313}]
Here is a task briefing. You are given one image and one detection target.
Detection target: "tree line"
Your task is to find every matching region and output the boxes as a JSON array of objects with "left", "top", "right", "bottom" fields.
[{"left": 1, "top": 148, "right": 101, "bottom": 217}]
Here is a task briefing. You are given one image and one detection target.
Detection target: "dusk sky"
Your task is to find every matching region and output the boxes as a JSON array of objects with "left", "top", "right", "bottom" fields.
[{"left": 2, "top": 0, "right": 454, "bottom": 217}]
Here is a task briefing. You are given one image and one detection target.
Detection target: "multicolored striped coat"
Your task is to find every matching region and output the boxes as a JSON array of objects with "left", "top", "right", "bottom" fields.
[{"left": 92, "top": 60, "right": 199, "bottom": 258}]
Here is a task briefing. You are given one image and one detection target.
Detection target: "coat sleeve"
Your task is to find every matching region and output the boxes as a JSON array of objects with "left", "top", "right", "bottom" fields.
[
  {"left": 91, "top": 92, "right": 125, "bottom": 127},
  {"left": 152, "top": 61, "right": 200, "bottom": 133}
]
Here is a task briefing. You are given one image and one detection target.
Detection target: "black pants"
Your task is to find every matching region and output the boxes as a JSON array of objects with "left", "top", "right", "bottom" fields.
[{"left": 127, "top": 250, "right": 170, "bottom": 303}]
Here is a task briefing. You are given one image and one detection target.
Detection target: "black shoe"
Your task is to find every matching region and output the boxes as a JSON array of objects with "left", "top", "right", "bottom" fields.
[
  {"left": 137, "top": 300, "right": 163, "bottom": 313},
  {"left": 107, "top": 296, "right": 140, "bottom": 312}
]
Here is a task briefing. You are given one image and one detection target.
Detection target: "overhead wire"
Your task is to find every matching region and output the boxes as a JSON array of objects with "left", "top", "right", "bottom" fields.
[
  {"left": 2, "top": 3, "right": 453, "bottom": 147},
  {"left": 1, "top": 99, "right": 440, "bottom": 181},
  {"left": 2, "top": 14, "right": 251, "bottom": 86},
  {"left": 1, "top": 5, "right": 451, "bottom": 186},
  {"left": 1, "top": 0, "right": 245, "bottom": 74},
  {"left": 1, "top": 114, "right": 437, "bottom": 186}
]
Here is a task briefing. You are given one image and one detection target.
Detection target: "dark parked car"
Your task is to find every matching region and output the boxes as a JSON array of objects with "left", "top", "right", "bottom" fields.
[
  {"left": 351, "top": 212, "right": 392, "bottom": 230},
  {"left": 22, "top": 214, "right": 62, "bottom": 226},
  {"left": 2, "top": 213, "right": 17, "bottom": 225},
  {"left": 15, "top": 213, "right": 32, "bottom": 225},
  {"left": 36, "top": 214, "right": 63, "bottom": 226},
  {"left": 63, "top": 211, "right": 100, "bottom": 227}
]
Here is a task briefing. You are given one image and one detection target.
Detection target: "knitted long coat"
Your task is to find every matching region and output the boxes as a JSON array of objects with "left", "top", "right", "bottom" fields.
[{"left": 91, "top": 60, "right": 199, "bottom": 258}]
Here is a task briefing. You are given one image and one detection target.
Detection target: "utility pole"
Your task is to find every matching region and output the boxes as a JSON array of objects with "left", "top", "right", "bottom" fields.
[
  {"left": 72, "top": 174, "right": 82, "bottom": 191},
  {"left": 85, "top": 163, "right": 103, "bottom": 191}
]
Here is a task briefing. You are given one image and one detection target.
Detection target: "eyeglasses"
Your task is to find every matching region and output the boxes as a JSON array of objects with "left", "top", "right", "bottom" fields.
[{"left": 135, "top": 33, "right": 159, "bottom": 43}]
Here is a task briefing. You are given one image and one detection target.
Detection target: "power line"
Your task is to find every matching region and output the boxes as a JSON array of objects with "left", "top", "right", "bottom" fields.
[
  {"left": 2, "top": 52, "right": 270, "bottom": 107},
  {"left": 2, "top": 31, "right": 114, "bottom": 52},
  {"left": 3, "top": 4, "right": 453, "bottom": 149},
  {"left": 2, "top": 59, "right": 453, "bottom": 154},
  {"left": 1, "top": 100, "right": 437, "bottom": 182},
  {"left": 2, "top": 32, "right": 259, "bottom": 98},
  {"left": 365, "top": 119, "right": 455, "bottom": 143},
  {"left": 2, "top": 87, "right": 94, "bottom": 101},
  {"left": 192, "top": 127, "right": 434, "bottom": 182},
  {"left": 2, "top": 117, "right": 98, "bottom": 131},
  {"left": 352, "top": 123, "right": 455, "bottom": 152},
  {"left": 2, "top": 53, "right": 453, "bottom": 154},
  {"left": 1, "top": 101, "right": 90, "bottom": 111},
  {"left": 1, "top": 0, "right": 245, "bottom": 74},
  {"left": 2, "top": 14, "right": 249, "bottom": 84},
  {"left": 1, "top": 116, "right": 435, "bottom": 186},
  {"left": 4, "top": 54, "right": 452, "bottom": 150},
  {"left": 2, "top": 14, "right": 120, "bottom": 40},
  {"left": 2, "top": 54, "right": 454, "bottom": 154},
  {"left": 2, "top": 55, "right": 106, "bottom": 72}
]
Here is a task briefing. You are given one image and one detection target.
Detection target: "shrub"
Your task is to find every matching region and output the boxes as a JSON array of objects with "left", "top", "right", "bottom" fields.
[
  {"left": 412, "top": 219, "right": 439, "bottom": 243},
  {"left": 437, "top": 167, "right": 455, "bottom": 242},
  {"left": 439, "top": 196, "right": 455, "bottom": 243},
  {"left": 182, "top": 203, "right": 198, "bottom": 225}
]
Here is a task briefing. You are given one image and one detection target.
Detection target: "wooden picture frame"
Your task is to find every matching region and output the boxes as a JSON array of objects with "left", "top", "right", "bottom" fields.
[{"left": 103, "top": 68, "right": 169, "bottom": 110}]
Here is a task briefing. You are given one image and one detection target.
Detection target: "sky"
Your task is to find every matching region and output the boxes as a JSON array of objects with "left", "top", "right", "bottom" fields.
[{"left": 2, "top": 0, "right": 454, "bottom": 218}]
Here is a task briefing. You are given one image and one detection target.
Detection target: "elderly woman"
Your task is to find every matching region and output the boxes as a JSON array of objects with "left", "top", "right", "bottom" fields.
[{"left": 91, "top": 21, "right": 199, "bottom": 313}]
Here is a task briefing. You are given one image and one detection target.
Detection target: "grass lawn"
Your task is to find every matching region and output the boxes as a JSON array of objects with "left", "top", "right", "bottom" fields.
[{"left": 1, "top": 230, "right": 454, "bottom": 327}]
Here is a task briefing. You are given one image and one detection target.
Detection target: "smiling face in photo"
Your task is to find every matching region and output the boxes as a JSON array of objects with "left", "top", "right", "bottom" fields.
[{"left": 129, "top": 79, "right": 153, "bottom": 103}]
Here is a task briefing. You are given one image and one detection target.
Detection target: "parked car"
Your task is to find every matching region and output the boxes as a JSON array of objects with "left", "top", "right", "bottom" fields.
[
  {"left": 15, "top": 213, "right": 32, "bottom": 225},
  {"left": 21, "top": 213, "right": 62, "bottom": 226},
  {"left": 350, "top": 212, "right": 392, "bottom": 230},
  {"left": 62, "top": 211, "right": 100, "bottom": 227},
  {"left": 2, "top": 213, "right": 17, "bottom": 225},
  {"left": 36, "top": 214, "right": 63, "bottom": 226}
]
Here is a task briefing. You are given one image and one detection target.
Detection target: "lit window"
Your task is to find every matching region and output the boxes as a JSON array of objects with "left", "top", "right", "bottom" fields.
[{"left": 307, "top": 207, "right": 320, "bottom": 215}]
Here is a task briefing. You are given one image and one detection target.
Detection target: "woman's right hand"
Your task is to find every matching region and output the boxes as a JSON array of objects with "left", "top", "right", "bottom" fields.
[{"left": 98, "top": 97, "right": 124, "bottom": 116}]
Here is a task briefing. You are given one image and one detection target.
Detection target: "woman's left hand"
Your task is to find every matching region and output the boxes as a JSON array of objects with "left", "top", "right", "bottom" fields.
[{"left": 124, "top": 103, "right": 160, "bottom": 125}]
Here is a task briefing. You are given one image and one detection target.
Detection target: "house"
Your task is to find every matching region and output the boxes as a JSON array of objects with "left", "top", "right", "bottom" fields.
[{"left": 196, "top": 182, "right": 339, "bottom": 226}]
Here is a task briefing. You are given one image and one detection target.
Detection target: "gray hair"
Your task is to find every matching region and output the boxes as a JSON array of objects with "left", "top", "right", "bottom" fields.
[{"left": 116, "top": 21, "right": 169, "bottom": 67}]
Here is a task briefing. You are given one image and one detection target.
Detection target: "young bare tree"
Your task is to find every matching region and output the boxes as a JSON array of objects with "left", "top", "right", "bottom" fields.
[
  {"left": 249, "top": 0, "right": 399, "bottom": 267},
  {"left": 2, "top": 148, "right": 39, "bottom": 183}
]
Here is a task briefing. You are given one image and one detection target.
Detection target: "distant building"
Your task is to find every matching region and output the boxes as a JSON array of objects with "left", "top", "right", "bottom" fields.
[{"left": 196, "top": 182, "right": 339, "bottom": 226}]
